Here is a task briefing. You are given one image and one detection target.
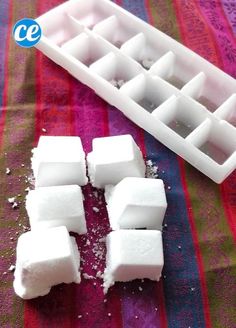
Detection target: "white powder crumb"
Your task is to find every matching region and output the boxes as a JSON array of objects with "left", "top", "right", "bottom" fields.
[
  {"left": 8, "top": 265, "right": 15, "bottom": 272},
  {"left": 155, "top": 307, "right": 158, "bottom": 311},
  {"left": 8, "top": 197, "right": 15, "bottom": 204},
  {"left": 104, "top": 299, "right": 107, "bottom": 303},
  {"left": 3, "top": 272, "right": 7, "bottom": 275},
  {"left": 163, "top": 223, "right": 168, "bottom": 229},
  {"left": 42, "top": 128, "right": 47, "bottom": 132},
  {"left": 96, "top": 271, "right": 104, "bottom": 279},
  {"left": 167, "top": 186, "right": 171, "bottom": 190},
  {"left": 6, "top": 168, "right": 11, "bottom": 175},
  {"left": 138, "top": 286, "right": 143, "bottom": 292},
  {"left": 146, "top": 160, "right": 159, "bottom": 179},
  {"left": 86, "top": 239, "right": 91, "bottom": 246},
  {"left": 12, "top": 202, "right": 18, "bottom": 209},
  {"left": 93, "top": 207, "right": 99, "bottom": 213},
  {"left": 191, "top": 287, "right": 195, "bottom": 292},
  {"left": 78, "top": 315, "right": 82, "bottom": 319},
  {"left": 83, "top": 273, "right": 94, "bottom": 280},
  {"left": 178, "top": 245, "right": 182, "bottom": 250},
  {"left": 92, "top": 265, "right": 98, "bottom": 270},
  {"left": 163, "top": 275, "right": 166, "bottom": 279},
  {"left": 141, "top": 58, "right": 154, "bottom": 69},
  {"left": 25, "top": 187, "right": 30, "bottom": 193},
  {"left": 135, "top": 315, "right": 139, "bottom": 319},
  {"left": 23, "top": 225, "right": 30, "bottom": 232},
  {"left": 21, "top": 164, "right": 25, "bottom": 167},
  {"left": 107, "top": 313, "right": 111, "bottom": 317},
  {"left": 93, "top": 282, "right": 97, "bottom": 286}
]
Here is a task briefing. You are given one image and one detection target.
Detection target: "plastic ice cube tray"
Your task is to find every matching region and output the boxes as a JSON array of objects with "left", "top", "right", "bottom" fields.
[{"left": 35, "top": 0, "right": 236, "bottom": 183}]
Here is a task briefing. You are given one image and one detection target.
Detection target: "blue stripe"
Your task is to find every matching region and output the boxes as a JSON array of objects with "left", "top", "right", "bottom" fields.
[
  {"left": 118, "top": 1, "right": 206, "bottom": 327},
  {"left": 0, "top": 1, "right": 10, "bottom": 116}
]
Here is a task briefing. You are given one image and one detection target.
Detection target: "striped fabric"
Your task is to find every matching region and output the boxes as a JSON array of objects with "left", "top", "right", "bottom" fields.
[{"left": 0, "top": 0, "right": 236, "bottom": 327}]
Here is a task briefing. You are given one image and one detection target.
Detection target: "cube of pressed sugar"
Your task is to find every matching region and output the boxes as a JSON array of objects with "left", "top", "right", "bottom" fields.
[
  {"left": 26, "top": 185, "right": 87, "bottom": 234},
  {"left": 87, "top": 135, "right": 146, "bottom": 188},
  {"left": 13, "top": 226, "right": 81, "bottom": 299},
  {"left": 103, "top": 230, "right": 164, "bottom": 293},
  {"left": 31, "top": 136, "right": 88, "bottom": 187},
  {"left": 105, "top": 177, "right": 167, "bottom": 230}
]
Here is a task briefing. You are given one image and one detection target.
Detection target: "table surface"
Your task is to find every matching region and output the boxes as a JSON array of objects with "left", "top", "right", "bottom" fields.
[{"left": 0, "top": 1, "right": 236, "bottom": 327}]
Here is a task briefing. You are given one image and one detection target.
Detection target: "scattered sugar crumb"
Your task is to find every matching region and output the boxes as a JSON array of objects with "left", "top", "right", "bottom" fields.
[
  {"left": 25, "top": 187, "right": 30, "bottom": 193},
  {"left": 8, "top": 197, "right": 15, "bottom": 204},
  {"left": 138, "top": 286, "right": 143, "bottom": 292},
  {"left": 146, "top": 160, "right": 159, "bottom": 179},
  {"left": 135, "top": 315, "right": 139, "bottom": 319},
  {"left": 21, "top": 164, "right": 25, "bottom": 167},
  {"left": 8, "top": 265, "right": 15, "bottom": 272},
  {"left": 78, "top": 315, "right": 82, "bottom": 319},
  {"left": 191, "top": 287, "right": 195, "bottom": 292},
  {"left": 86, "top": 239, "right": 91, "bottom": 246},
  {"left": 12, "top": 202, "right": 18, "bottom": 209},
  {"left": 6, "top": 168, "right": 11, "bottom": 175},
  {"left": 83, "top": 273, "right": 94, "bottom": 280},
  {"left": 178, "top": 245, "right": 182, "bottom": 250},
  {"left": 42, "top": 128, "right": 47, "bottom": 133},
  {"left": 107, "top": 313, "right": 111, "bottom": 317},
  {"left": 141, "top": 58, "right": 154, "bottom": 69},
  {"left": 104, "top": 299, "right": 107, "bottom": 303},
  {"left": 96, "top": 271, "right": 104, "bottom": 279},
  {"left": 93, "top": 207, "right": 99, "bottom": 213},
  {"left": 167, "top": 186, "right": 171, "bottom": 190}
]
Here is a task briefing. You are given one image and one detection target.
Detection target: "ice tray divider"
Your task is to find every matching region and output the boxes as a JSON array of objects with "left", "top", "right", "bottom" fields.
[
  {"left": 214, "top": 94, "right": 236, "bottom": 128},
  {"left": 181, "top": 72, "right": 206, "bottom": 98}
]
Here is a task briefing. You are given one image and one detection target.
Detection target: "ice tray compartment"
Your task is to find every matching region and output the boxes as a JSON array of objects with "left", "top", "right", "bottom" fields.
[
  {"left": 183, "top": 74, "right": 234, "bottom": 112},
  {"left": 121, "top": 33, "right": 168, "bottom": 70},
  {"left": 190, "top": 120, "right": 236, "bottom": 165},
  {"left": 90, "top": 52, "right": 142, "bottom": 88},
  {"left": 93, "top": 15, "right": 138, "bottom": 48},
  {"left": 37, "top": 11, "right": 82, "bottom": 47},
  {"left": 121, "top": 75, "right": 179, "bottom": 113},
  {"left": 215, "top": 94, "right": 236, "bottom": 128},
  {"left": 150, "top": 52, "right": 201, "bottom": 89},
  {"left": 152, "top": 96, "right": 208, "bottom": 138},
  {"left": 65, "top": 0, "right": 111, "bottom": 29},
  {"left": 61, "top": 33, "right": 109, "bottom": 67}
]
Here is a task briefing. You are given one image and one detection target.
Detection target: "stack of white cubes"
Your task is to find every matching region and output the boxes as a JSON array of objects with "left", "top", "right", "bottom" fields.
[
  {"left": 14, "top": 136, "right": 88, "bottom": 299},
  {"left": 13, "top": 134, "right": 166, "bottom": 299}
]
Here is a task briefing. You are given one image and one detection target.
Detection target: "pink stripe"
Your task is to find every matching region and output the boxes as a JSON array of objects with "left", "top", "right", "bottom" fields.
[{"left": 178, "top": 158, "right": 212, "bottom": 328}]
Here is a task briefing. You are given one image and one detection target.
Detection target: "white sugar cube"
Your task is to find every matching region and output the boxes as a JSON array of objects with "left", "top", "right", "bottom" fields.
[
  {"left": 87, "top": 135, "right": 145, "bottom": 188},
  {"left": 26, "top": 185, "right": 87, "bottom": 234},
  {"left": 32, "top": 136, "right": 88, "bottom": 187},
  {"left": 105, "top": 178, "right": 167, "bottom": 230},
  {"left": 103, "top": 230, "right": 164, "bottom": 293},
  {"left": 13, "top": 226, "right": 81, "bottom": 299}
]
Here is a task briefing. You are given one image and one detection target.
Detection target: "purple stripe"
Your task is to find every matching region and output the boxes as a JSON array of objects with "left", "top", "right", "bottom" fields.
[
  {"left": 0, "top": 1, "right": 10, "bottom": 116},
  {"left": 221, "top": 0, "right": 236, "bottom": 35}
]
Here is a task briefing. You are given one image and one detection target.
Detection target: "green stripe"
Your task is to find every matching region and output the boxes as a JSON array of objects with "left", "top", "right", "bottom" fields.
[
  {"left": 149, "top": 0, "right": 181, "bottom": 41},
  {"left": 185, "top": 164, "right": 236, "bottom": 328}
]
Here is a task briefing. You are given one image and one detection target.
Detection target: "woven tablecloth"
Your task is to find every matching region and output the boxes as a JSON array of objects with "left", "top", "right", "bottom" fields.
[{"left": 0, "top": 1, "right": 236, "bottom": 327}]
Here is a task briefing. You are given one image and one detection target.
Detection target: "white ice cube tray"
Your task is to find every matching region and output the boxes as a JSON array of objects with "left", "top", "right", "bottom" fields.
[{"left": 35, "top": 0, "right": 236, "bottom": 183}]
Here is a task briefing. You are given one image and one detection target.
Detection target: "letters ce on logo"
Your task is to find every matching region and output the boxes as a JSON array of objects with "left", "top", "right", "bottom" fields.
[{"left": 13, "top": 18, "right": 42, "bottom": 48}]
